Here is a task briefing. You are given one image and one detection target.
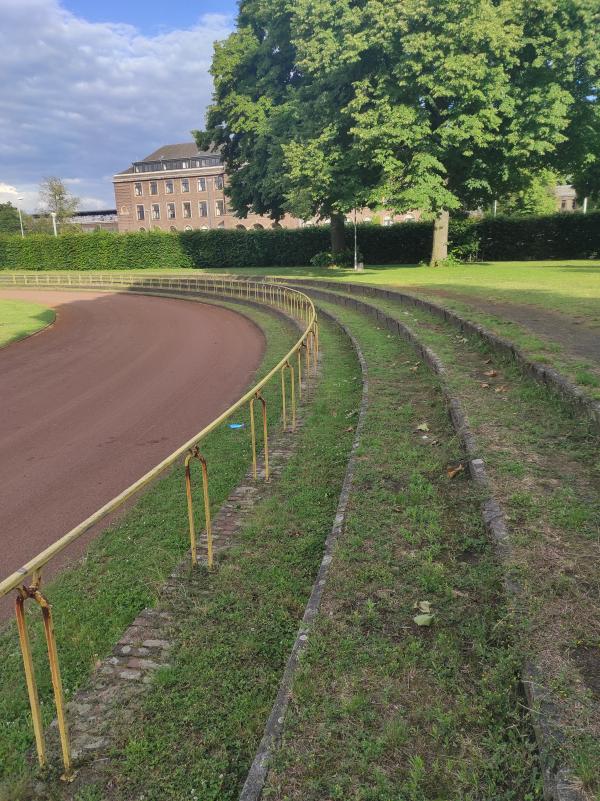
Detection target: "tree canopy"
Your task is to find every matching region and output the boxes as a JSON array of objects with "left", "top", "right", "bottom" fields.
[
  {"left": 0, "top": 203, "right": 21, "bottom": 235},
  {"left": 38, "top": 177, "right": 79, "bottom": 225},
  {"left": 198, "top": 0, "right": 599, "bottom": 262}
]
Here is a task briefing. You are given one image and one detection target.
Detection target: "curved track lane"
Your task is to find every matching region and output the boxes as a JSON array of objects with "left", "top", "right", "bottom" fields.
[{"left": 0, "top": 289, "right": 265, "bottom": 617}]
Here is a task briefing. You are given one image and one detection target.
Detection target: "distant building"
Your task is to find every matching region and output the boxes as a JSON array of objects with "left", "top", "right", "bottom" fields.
[
  {"left": 113, "top": 142, "right": 423, "bottom": 234},
  {"left": 555, "top": 184, "right": 579, "bottom": 213},
  {"left": 70, "top": 209, "right": 118, "bottom": 232},
  {"left": 112, "top": 143, "right": 301, "bottom": 233}
]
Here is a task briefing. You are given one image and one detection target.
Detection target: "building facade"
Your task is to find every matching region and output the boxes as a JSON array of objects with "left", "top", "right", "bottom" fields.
[{"left": 113, "top": 143, "right": 302, "bottom": 233}]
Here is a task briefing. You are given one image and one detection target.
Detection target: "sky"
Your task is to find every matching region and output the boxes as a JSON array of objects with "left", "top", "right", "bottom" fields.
[{"left": 0, "top": 0, "right": 238, "bottom": 212}]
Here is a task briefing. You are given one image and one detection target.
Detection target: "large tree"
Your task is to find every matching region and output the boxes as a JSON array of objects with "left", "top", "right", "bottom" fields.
[{"left": 199, "top": 0, "right": 598, "bottom": 263}]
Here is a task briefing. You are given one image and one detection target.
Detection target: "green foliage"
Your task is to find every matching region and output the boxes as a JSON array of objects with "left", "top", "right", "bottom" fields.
[
  {"left": 310, "top": 247, "right": 362, "bottom": 268},
  {"left": 198, "top": 0, "right": 599, "bottom": 264},
  {"left": 0, "top": 203, "right": 21, "bottom": 235},
  {"left": 1, "top": 212, "right": 599, "bottom": 271},
  {"left": 499, "top": 170, "right": 560, "bottom": 217},
  {"left": 38, "top": 176, "right": 79, "bottom": 224}
]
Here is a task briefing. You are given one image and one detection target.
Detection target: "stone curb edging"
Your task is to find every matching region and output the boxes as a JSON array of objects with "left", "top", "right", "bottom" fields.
[
  {"left": 297, "top": 285, "right": 586, "bottom": 801},
  {"left": 238, "top": 308, "right": 369, "bottom": 801},
  {"left": 287, "top": 278, "right": 600, "bottom": 435}
]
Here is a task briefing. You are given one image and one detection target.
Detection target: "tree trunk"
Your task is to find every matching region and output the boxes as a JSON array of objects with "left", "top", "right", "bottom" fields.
[
  {"left": 330, "top": 212, "right": 346, "bottom": 254},
  {"left": 430, "top": 210, "right": 450, "bottom": 266}
]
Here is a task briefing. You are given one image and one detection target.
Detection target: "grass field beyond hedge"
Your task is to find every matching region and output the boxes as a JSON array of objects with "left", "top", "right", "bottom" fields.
[{"left": 0, "top": 298, "right": 55, "bottom": 347}]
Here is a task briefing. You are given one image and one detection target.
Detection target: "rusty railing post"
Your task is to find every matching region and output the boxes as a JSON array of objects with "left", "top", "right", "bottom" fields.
[
  {"left": 184, "top": 447, "right": 214, "bottom": 569},
  {"left": 15, "top": 582, "right": 75, "bottom": 781}
]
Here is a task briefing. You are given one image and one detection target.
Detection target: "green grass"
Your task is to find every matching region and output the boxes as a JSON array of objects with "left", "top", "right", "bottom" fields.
[
  {"left": 4, "top": 260, "right": 600, "bottom": 322},
  {"left": 0, "top": 298, "right": 55, "bottom": 347},
  {"left": 70, "top": 315, "right": 361, "bottom": 800},
  {"left": 264, "top": 301, "right": 542, "bottom": 801},
  {"left": 0, "top": 300, "right": 298, "bottom": 793},
  {"left": 307, "top": 287, "right": 600, "bottom": 796}
]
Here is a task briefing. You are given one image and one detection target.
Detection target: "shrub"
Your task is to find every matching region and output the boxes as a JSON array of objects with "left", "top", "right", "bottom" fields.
[{"left": 0, "top": 211, "right": 598, "bottom": 271}]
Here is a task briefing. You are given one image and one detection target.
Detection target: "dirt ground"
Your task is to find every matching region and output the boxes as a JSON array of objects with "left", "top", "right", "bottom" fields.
[
  {"left": 0, "top": 290, "right": 265, "bottom": 618},
  {"left": 414, "top": 287, "right": 600, "bottom": 365}
]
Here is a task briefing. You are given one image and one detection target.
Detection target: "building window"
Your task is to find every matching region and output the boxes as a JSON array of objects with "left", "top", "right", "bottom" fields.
[
  {"left": 181, "top": 178, "right": 190, "bottom": 193},
  {"left": 182, "top": 161, "right": 189, "bottom": 169},
  {"left": 572, "top": 199, "right": 577, "bottom": 210},
  {"left": 167, "top": 203, "right": 176, "bottom": 220},
  {"left": 151, "top": 204, "right": 160, "bottom": 220},
  {"left": 150, "top": 181, "right": 158, "bottom": 195},
  {"left": 215, "top": 199, "right": 225, "bottom": 216},
  {"left": 182, "top": 202, "right": 192, "bottom": 219},
  {"left": 134, "top": 182, "right": 143, "bottom": 196},
  {"left": 198, "top": 201, "right": 208, "bottom": 217},
  {"left": 197, "top": 177, "right": 206, "bottom": 192},
  {"left": 561, "top": 199, "right": 567, "bottom": 210},
  {"left": 214, "top": 175, "right": 224, "bottom": 190},
  {"left": 136, "top": 205, "right": 145, "bottom": 221},
  {"left": 165, "top": 179, "right": 174, "bottom": 194}
]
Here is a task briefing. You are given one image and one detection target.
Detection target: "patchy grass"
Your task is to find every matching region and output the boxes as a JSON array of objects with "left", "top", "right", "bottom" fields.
[
  {"left": 310, "top": 287, "right": 600, "bottom": 795},
  {"left": 84, "top": 315, "right": 361, "bottom": 800},
  {"left": 0, "top": 300, "right": 297, "bottom": 792},
  {"left": 0, "top": 298, "right": 54, "bottom": 347},
  {"left": 264, "top": 301, "right": 542, "bottom": 801}
]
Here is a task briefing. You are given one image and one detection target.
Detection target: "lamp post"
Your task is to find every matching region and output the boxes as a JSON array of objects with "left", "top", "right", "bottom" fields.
[
  {"left": 50, "top": 212, "right": 57, "bottom": 237},
  {"left": 17, "top": 196, "right": 25, "bottom": 238}
]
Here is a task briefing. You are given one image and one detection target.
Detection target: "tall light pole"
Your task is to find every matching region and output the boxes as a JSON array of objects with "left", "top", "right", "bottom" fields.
[
  {"left": 50, "top": 211, "right": 58, "bottom": 237},
  {"left": 17, "top": 196, "right": 25, "bottom": 238}
]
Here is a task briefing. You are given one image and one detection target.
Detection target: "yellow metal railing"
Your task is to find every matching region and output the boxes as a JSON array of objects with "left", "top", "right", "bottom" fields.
[{"left": 0, "top": 273, "right": 318, "bottom": 780}]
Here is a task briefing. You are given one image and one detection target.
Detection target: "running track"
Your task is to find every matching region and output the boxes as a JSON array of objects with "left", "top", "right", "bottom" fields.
[{"left": 0, "top": 289, "right": 265, "bottom": 619}]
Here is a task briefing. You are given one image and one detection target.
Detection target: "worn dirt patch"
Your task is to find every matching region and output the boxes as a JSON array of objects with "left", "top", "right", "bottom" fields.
[{"left": 413, "top": 287, "right": 600, "bottom": 366}]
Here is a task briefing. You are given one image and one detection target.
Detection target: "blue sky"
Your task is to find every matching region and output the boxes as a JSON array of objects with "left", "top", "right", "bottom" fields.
[
  {"left": 0, "top": 0, "right": 237, "bottom": 211},
  {"left": 62, "top": 1, "right": 238, "bottom": 35}
]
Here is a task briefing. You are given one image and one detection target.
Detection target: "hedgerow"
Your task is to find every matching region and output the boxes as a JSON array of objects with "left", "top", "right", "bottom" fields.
[{"left": 0, "top": 212, "right": 598, "bottom": 270}]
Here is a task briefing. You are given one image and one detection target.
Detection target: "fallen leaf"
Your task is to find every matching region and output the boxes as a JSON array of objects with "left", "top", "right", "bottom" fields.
[
  {"left": 416, "top": 422, "right": 429, "bottom": 432},
  {"left": 413, "top": 613, "right": 434, "bottom": 627},
  {"left": 413, "top": 600, "right": 432, "bottom": 613},
  {"left": 480, "top": 382, "right": 490, "bottom": 389},
  {"left": 484, "top": 358, "right": 493, "bottom": 365},
  {"left": 409, "top": 366, "right": 419, "bottom": 372},
  {"left": 494, "top": 385, "right": 507, "bottom": 393},
  {"left": 345, "top": 426, "right": 354, "bottom": 432},
  {"left": 452, "top": 589, "right": 469, "bottom": 598},
  {"left": 447, "top": 464, "right": 464, "bottom": 479},
  {"left": 484, "top": 370, "right": 498, "bottom": 377}
]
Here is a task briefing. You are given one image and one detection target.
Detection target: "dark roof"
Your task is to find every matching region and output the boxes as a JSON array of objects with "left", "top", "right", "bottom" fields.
[
  {"left": 114, "top": 142, "right": 222, "bottom": 176},
  {"left": 73, "top": 209, "right": 117, "bottom": 218},
  {"left": 141, "top": 143, "right": 220, "bottom": 162}
]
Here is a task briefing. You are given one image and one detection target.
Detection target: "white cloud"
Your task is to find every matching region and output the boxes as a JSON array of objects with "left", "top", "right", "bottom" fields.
[{"left": 0, "top": 1, "right": 233, "bottom": 211}]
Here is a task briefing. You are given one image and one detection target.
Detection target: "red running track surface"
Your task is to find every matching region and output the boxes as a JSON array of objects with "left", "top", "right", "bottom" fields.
[{"left": 0, "top": 289, "right": 265, "bottom": 619}]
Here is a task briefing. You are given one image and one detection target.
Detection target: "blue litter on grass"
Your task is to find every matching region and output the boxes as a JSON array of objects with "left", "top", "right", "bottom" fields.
[{"left": 228, "top": 423, "right": 246, "bottom": 430}]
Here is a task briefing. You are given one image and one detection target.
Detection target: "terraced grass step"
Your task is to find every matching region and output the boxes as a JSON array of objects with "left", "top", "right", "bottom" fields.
[
  {"left": 291, "top": 285, "right": 600, "bottom": 799},
  {"left": 264, "top": 300, "right": 542, "bottom": 801}
]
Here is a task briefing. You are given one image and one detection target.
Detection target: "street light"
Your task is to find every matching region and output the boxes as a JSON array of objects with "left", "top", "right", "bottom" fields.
[
  {"left": 50, "top": 211, "right": 57, "bottom": 237},
  {"left": 17, "top": 196, "right": 25, "bottom": 238}
]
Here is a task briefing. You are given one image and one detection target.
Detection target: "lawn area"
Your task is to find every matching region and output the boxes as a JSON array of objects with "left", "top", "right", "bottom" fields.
[
  {"left": 5, "top": 260, "right": 599, "bottom": 323},
  {"left": 0, "top": 298, "right": 55, "bottom": 347}
]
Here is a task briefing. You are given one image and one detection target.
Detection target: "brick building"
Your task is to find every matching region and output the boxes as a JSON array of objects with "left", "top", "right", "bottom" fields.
[{"left": 113, "top": 143, "right": 302, "bottom": 233}]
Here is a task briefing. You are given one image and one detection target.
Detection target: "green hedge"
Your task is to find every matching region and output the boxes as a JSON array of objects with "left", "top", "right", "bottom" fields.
[{"left": 0, "top": 212, "right": 599, "bottom": 270}]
